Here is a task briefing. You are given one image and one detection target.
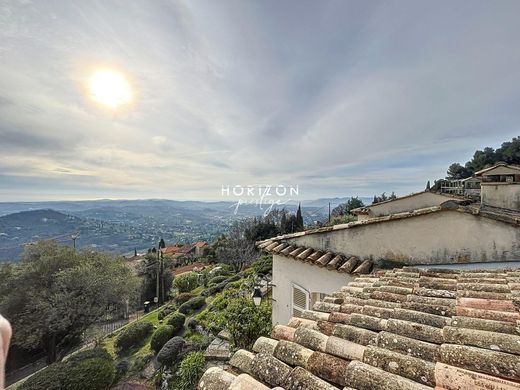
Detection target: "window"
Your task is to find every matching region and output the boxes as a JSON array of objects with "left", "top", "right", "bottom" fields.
[
  {"left": 292, "top": 284, "right": 309, "bottom": 317},
  {"left": 311, "top": 292, "right": 328, "bottom": 308}
]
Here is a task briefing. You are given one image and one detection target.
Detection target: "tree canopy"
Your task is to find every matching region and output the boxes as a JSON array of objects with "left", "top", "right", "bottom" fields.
[{"left": 0, "top": 241, "right": 141, "bottom": 363}]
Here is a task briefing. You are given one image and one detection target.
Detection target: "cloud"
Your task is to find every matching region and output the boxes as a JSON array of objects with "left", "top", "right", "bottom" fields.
[{"left": 0, "top": 0, "right": 519, "bottom": 201}]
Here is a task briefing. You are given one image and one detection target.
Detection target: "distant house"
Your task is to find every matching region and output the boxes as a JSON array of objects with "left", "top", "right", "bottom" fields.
[
  {"left": 194, "top": 241, "right": 208, "bottom": 255},
  {"left": 440, "top": 177, "right": 481, "bottom": 198},
  {"left": 161, "top": 241, "right": 207, "bottom": 257},
  {"left": 475, "top": 162, "right": 520, "bottom": 210}
]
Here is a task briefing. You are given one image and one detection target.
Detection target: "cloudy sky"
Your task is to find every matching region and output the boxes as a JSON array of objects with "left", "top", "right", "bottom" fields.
[{"left": 0, "top": 0, "right": 519, "bottom": 202}]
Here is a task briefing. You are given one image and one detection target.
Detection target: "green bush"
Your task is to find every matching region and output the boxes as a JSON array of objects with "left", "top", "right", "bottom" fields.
[
  {"left": 174, "top": 292, "right": 195, "bottom": 305},
  {"left": 166, "top": 312, "right": 186, "bottom": 333},
  {"left": 114, "top": 359, "right": 130, "bottom": 383},
  {"left": 175, "top": 352, "right": 206, "bottom": 390},
  {"left": 19, "top": 362, "right": 67, "bottom": 390},
  {"left": 158, "top": 303, "right": 177, "bottom": 320},
  {"left": 150, "top": 325, "right": 175, "bottom": 352},
  {"left": 19, "top": 356, "right": 115, "bottom": 390},
  {"left": 225, "top": 297, "right": 272, "bottom": 350},
  {"left": 67, "top": 347, "right": 112, "bottom": 364},
  {"left": 178, "top": 296, "right": 205, "bottom": 314},
  {"left": 63, "top": 357, "right": 115, "bottom": 390},
  {"left": 208, "top": 275, "right": 227, "bottom": 285},
  {"left": 173, "top": 272, "right": 199, "bottom": 293},
  {"left": 114, "top": 321, "right": 153, "bottom": 352},
  {"left": 157, "top": 336, "right": 185, "bottom": 366},
  {"left": 251, "top": 255, "right": 272, "bottom": 275}
]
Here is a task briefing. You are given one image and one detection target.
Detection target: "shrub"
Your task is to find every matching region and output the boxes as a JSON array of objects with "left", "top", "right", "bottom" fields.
[
  {"left": 178, "top": 296, "right": 205, "bottom": 314},
  {"left": 166, "top": 312, "right": 186, "bottom": 333},
  {"left": 19, "top": 362, "right": 67, "bottom": 390},
  {"left": 132, "top": 353, "right": 153, "bottom": 373},
  {"left": 201, "top": 274, "right": 241, "bottom": 296},
  {"left": 186, "top": 318, "right": 198, "bottom": 330},
  {"left": 150, "top": 325, "right": 175, "bottom": 352},
  {"left": 175, "top": 352, "right": 206, "bottom": 390},
  {"left": 174, "top": 292, "right": 195, "bottom": 306},
  {"left": 225, "top": 297, "right": 272, "bottom": 350},
  {"left": 173, "top": 272, "right": 198, "bottom": 293},
  {"left": 64, "top": 357, "right": 115, "bottom": 390},
  {"left": 157, "top": 336, "right": 185, "bottom": 366},
  {"left": 251, "top": 255, "right": 272, "bottom": 275},
  {"left": 114, "top": 359, "right": 130, "bottom": 383},
  {"left": 67, "top": 347, "right": 112, "bottom": 364},
  {"left": 158, "top": 304, "right": 177, "bottom": 320},
  {"left": 208, "top": 275, "right": 227, "bottom": 285},
  {"left": 115, "top": 321, "right": 154, "bottom": 352}
]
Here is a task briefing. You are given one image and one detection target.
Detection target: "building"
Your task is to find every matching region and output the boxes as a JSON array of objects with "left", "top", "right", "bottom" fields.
[
  {"left": 440, "top": 177, "right": 481, "bottom": 198},
  {"left": 199, "top": 267, "right": 520, "bottom": 390},
  {"left": 194, "top": 241, "right": 208, "bottom": 255},
  {"left": 476, "top": 162, "right": 520, "bottom": 210}
]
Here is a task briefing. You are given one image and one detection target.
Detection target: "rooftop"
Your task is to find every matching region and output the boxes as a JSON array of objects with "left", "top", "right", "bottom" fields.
[{"left": 199, "top": 266, "right": 520, "bottom": 389}]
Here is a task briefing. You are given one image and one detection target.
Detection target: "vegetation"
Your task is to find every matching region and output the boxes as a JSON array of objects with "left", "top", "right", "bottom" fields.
[
  {"left": 114, "top": 321, "right": 154, "bottom": 352},
  {"left": 19, "top": 348, "right": 114, "bottom": 390},
  {"left": 150, "top": 325, "right": 175, "bottom": 353},
  {"left": 174, "top": 352, "right": 206, "bottom": 390},
  {"left": 173, "top": 292, "right": 196, "bottom": 306},
  {"left": 0, "top": 241, "right": 141, "bottom": 363},
  {"left": 172, "top": 271, "right": 199, "bottom": 293},
  {"left": 156, "top": 336, "right": 185, "bottom": 366},
  {"left": 178, "top": 296, "right": 206, "bottom": 315},
  {"left": 165, "top": 312, "right": 186, "bottom": 334},
  {"left": 225, "top": 296, "right": 272, "bottom": 350},
  {"left": 251, "top": 255, "right": 272, "bottom": 275},
  {"left": 139, "top": 253, "right": 174, "bottom": 304},
  {"left": 372, "top": 192, "right": 397, "bottom": 204},
  {"left": 331, "top": 197, "right": 364, "bottom": 216}
]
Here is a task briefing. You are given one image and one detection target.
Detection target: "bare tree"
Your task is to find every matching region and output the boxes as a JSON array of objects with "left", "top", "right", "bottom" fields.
[{"left": 216, "top": 221, "right": 258, "bottom": 272}]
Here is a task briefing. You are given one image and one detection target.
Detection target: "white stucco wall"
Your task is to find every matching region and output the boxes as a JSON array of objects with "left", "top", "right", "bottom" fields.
[
  {"left": 365, "top": 192, "right": 461, "bottom": 218},
  {"left": 272, "top": 254, "right": 354, "bottom": 326},
  {"left": 481, "top": 183, "right": 520, "bottom": 210},
  {"left": 287, "top": 210, "right": 520, "bottom": 265}
]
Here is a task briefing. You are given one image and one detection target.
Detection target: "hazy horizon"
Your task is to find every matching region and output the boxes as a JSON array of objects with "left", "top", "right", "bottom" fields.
[{"left": 1, "top": 1, "right": 519, "bottom": 201}]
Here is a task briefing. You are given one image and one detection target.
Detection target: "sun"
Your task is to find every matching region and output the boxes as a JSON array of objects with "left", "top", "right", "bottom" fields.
[{"left": 88, "top": 69, "right": 132, "bottom": 108}]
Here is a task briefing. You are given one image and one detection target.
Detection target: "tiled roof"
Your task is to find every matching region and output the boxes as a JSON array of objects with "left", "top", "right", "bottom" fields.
[
  {"left": 257, "top": 240, "right": 373, "bottom": 275},
  {"left": 195, "top": 241, "right": 208, "bottom": 248},
  {"left": 199, "top": 267, "right": 520, "bottom": 389}
]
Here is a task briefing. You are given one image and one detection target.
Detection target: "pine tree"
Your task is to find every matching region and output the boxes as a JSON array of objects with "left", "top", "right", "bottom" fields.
[
  {"left": 296, "top": 203, "right": 304, "bottom": 231},
  {"left": 280, "top": 211, "right": 288, "bottom": 234},
  {"left": 159, "top": 238, "right": 166, "bottom": 249},
  {"left": 426, "top": 181, "right": 431, "bottom": 191}
]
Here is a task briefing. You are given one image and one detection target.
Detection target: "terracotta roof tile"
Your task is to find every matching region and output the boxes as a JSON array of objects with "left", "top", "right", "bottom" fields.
[{"left": 199, "top": 266, "right": 520, "bottom": 389}]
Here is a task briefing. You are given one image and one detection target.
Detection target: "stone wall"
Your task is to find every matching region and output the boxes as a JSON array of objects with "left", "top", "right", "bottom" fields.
[{"left": 481, "top": 183, "right": 520, "bottom": 210}]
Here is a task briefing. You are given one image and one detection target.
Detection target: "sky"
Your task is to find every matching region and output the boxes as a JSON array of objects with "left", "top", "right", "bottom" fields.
[{"left": 0, "top": 0, "right": 519, "bottom": 202}]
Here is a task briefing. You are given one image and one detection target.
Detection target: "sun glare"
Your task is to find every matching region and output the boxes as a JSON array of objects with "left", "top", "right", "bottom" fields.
[{"left": 88, "top": 69, "right": 132, "bottom": 108}]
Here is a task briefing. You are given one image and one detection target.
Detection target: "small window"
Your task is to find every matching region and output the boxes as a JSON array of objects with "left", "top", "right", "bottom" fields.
[{"left": 292, "top": 284, "right": 309, "bottom": 317}]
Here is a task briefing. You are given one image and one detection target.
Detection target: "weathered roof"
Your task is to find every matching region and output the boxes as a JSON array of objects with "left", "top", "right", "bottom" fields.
[
  {"left": 199, "top": 267, "right": 520, "bottom": 389},
  {"left": 256, "top": 202, "right": 520, "bottom": 245},
  {"left": 257, "top": 240, "right": 373, "bottom": 275},
  {"left": 351, "top": 190, "right": 468, "bottom": 215},
  {"left": 475, "top": 162, "right": 520, "bottom": 176}
]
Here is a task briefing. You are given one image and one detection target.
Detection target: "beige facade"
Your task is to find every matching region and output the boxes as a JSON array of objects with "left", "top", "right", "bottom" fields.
[
  {"left": 287, "top": 209, "right": 520, "bottom": 265},
  {"left": 353, "top": 191, "right": 462, "bottom": 221},
  {"left": 481, "top": 183, "right": 520, "bottom": 210},
  {"left": 272, "top": 254, "right": 354, "bottom": 325}
]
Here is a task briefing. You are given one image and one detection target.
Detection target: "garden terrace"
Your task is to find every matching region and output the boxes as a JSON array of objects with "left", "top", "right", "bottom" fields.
[{"left": 198, "top": 266, "right": 520, "bottom": 389}]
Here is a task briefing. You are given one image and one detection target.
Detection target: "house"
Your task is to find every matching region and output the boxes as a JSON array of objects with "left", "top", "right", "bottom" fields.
[
  {"left": 199, "top": 266, "right": 520, "bottom": 390},
  {"left": 194, "top": 241, "right": 208, "bottom": 255},
  {"left": 440, "top": 177, "right": 481, "bottom": 198},
  {"left": 475, "top": 162, "right": 520, "bottom": 210}
]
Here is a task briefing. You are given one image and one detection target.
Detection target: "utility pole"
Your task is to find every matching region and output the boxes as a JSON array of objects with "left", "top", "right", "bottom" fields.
[
  {"left": 328, "top": 202, "right": 331, "bottom": 224},
  {"left": 160, "top": 250, "right": 165, "bottom": 304},
  {"left": 71, "top": 233, "right": 79, "bottom": 251},
  {"left": 156, "top": 246, "right": 160, "bottom": 306}
]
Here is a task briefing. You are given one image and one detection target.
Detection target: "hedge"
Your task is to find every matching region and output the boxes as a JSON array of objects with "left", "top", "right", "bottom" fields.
[
  {"left": 208, "top": 275, "right": 227, "bottom": 285},
  {"left": 201, "top": 274, "right": 240, "bottom": 297},
  {"left": 114, "top": 321, "right": 154, "bottom": 352},
  {"left": 174, "top": 292, "right": 196, "bottom": 306},
  {"left": 150, "top": 325, "right": 175, "bottom": 352},
  {"left": 173, "top": 272, "right": 198, "bottom": 293},
  {"left": 67, "top": 347, "right": 112, "bottom": 364},
  {"left": 158, "top": 303, "right": 177, "bottom": 320},
  {"left": 166, "top": 312, "right": 186, "bottom": 333},
  {"left": 18, "top": 362, "right": 67, "bottom": 390},
  {"left": 178, "top": 296, "right": 206, "bottom": 315},
  {"left": 157, "top": 336, "right": 185, "bottom": 366}
]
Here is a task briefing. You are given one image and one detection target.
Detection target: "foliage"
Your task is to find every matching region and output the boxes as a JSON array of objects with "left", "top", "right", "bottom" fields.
[
  {"left": 208, "top": 275, "right": 227, "bottom": 285},
  {"left": 201, "top": 274, "right": 241, "bottom": 297},
  {"left": 67, "top": 347, "right": 112, "bottom": 364},
  {"left": 157, "top": 336, "right": 185, "bottom": 366},
  {"left": 225, "top": 297, "right": 272, "bottom": 350},
  {"left": 215, "top": 222, "right": 258, "bottom": 272},
  {"left": 178, "top": 296, "right": 206, "bottom": 315},
  {"left": 172, "top": 272, "right": 199, "bottom": 293},
  {"left": 331, "top": 197, "right": 365, "bottom": 217},
  {"left": 138, "top": 254, "right": 174, "bottom": 303},
  {"left": 173, "top": 292, "right": 196, "bottom": 306},
  {"left": 19, "top": 355, "right": 115, "bottom": 390},
  {"left": 165, "top": 312, "right": 186, "bottom": 334},
  {"left": 174, "top": 352, "right": 206, "bottom": 390},
  {"left": 114, "top": 321, "right": 154, "bottom": 352},
  {"left": 0, "top": 241, "right": 141, "bottom": 363},
  {"left": 251, "top": 255, "right": 272, "bottom": 275},
  {"left": 150, "top": 325, "right": 175, "bottom": 353},
  {"left": 114, "top": 359, "right": 130, "bottom": 383},
  {"left": 372, "top": 192, "right": 397, "bottom": 204},
  {"left": 445, "top": 137, "right": 520, "bottom": 179},
  {"left": 158, "top": 303, "right": 177, "bottom": 320},
  {"left": 63, "top": 357, "right": 115, "bottom": 390},
  {"left": 330, "top": 214, "right": 357, "bottom": 225}
]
